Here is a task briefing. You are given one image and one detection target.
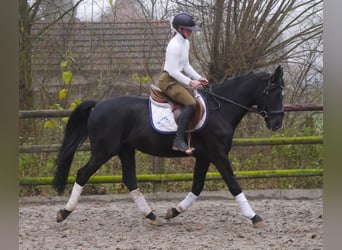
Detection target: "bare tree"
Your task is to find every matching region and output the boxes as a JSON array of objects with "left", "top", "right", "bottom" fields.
[
  {"left": 19, "top": 0, "right": 83, "bottom": 109},
  {"left": 135, "top": 0, "right": 173, "bottom": 20},
  {"left": 171, "top": 0, "right": 322, "bottom": 83},
  {"left": 38, "top": 0, "right": 77, "bottom": 22}
]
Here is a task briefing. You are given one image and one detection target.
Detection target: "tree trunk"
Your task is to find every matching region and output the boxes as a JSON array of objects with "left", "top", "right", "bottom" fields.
[
  {"left": 19, "top": 0, "right": 34, "bottom": 110},
  {"left": 208, "top": 0, "right": 225, "bottom": 82}
]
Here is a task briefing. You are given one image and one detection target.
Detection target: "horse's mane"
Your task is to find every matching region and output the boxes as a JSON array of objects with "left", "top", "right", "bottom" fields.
[{"left": 209, "top": 71, "right": 270, "bottom": 90}]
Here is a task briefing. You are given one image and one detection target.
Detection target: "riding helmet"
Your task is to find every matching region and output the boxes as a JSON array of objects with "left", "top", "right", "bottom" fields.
[{"left": 172, "top": 13, "right": 200, "bottom": 31}]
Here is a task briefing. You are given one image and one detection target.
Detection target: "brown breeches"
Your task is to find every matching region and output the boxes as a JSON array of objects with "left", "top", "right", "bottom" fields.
[{"left": 158, "top": 71, "right": 196, "bottom": 109}]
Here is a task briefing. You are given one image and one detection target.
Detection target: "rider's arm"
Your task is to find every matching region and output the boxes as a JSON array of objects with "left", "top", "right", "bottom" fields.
[{"left": 164, "top": 34, "right": 201, "bottom": 86}]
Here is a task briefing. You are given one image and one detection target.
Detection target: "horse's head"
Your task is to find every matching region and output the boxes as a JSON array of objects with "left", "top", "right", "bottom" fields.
[{"left": 258, "top": 65, "right": 285, "bottom": 131}]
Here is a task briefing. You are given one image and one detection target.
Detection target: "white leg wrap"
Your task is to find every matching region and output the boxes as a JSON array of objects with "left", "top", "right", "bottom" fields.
[
  {"left": 177, "top": 192, "right": 198, "bottom": 213},
  {"left": 130, "top": 189, "right": 152, "bottom": 217},
  {"left": 235, "top": 192, "right": 256, "bottom": 219},
  {"left": 65, "top": 182, "right": 83, "bottom": 211}
]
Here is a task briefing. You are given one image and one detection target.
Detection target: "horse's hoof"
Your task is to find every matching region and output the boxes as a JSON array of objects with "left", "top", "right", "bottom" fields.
[
  {"left": 251, "top": 214, "right": 263, "bottom": 228},
  {"left": 165, "top": 207, "right": 180, "bottom": 220},
  {"left": 56, "top": 209, "right": 71, "bottom": 223},
  {"left": 150, "top": 216, "right": 164, "bottom": 226}
]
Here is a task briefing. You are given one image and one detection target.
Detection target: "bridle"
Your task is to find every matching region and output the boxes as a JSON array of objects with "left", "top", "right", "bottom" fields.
[
  {"left": 259, "top": 80, "right": 285, "bottom": 118},
  {"left": 201, "top": 79, "right": 284, "bottom": 118}
]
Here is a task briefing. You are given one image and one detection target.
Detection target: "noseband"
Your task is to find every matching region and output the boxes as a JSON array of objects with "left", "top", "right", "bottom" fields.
[{"left": 202, "top": 79, "right": 284, "bottom": 118}]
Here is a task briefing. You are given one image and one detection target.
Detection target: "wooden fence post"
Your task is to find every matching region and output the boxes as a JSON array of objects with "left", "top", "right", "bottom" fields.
[{"left": 152, "top": 157, "right": 165, "bottom": 192}]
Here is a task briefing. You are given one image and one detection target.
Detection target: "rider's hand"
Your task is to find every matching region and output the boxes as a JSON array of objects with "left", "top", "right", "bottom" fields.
[
  {"left": 189, "top": 79, "right": 203, "bottom": 89},
  {"left": 199, "top": 77, "right": 209, "bottom": 85}
]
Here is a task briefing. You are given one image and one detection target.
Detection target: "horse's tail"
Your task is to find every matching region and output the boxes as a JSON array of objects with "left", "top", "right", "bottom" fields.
[{"left": 52, "top": 100, "right": 97, "bottom": 195}]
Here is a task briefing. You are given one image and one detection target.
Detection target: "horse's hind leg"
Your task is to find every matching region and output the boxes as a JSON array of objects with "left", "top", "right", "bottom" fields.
[
  {"left": 56, "top": 154, "right": 110, "bottom": 223},
  {"left": 119, "top": 147, "right": 163, "bottom": 226}
]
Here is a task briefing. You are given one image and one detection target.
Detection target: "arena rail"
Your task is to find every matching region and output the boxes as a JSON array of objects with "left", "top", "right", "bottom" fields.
[
  {"left": 19, "top": 169, "right": 323, "bottom": 186},
  {"left": 19, "top": 136, "right": 323, "bottom": 153},
  {"left": 19, "top": 103, "right": 323, "bottom": 187},
  {"left": 18, "top": 104, "right": 323, "bottom": 118}
]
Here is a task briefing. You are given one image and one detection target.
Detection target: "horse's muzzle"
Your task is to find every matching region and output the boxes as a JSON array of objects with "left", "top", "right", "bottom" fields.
[{"left": 265, "top": 114, "right": 283, "bottom": 131}]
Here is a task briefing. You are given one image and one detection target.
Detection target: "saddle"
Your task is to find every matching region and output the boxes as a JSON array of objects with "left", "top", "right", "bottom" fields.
[{"left": 150, "top": 84, "right": 205, "bottom": 131}]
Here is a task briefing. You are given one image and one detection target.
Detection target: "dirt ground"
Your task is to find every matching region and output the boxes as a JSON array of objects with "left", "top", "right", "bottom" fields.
[{"left": 19, "top": 190, "right": 323, "bottom": 250}]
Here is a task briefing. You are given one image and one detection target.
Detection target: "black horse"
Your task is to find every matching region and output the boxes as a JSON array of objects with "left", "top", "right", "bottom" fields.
[{"left": 53, "top": 66, "right": 284, "bottom": 228}]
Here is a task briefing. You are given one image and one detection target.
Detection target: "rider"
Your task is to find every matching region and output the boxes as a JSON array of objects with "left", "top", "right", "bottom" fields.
[{"left": 158, "top": 12, "right": 208, "bottom": 154}]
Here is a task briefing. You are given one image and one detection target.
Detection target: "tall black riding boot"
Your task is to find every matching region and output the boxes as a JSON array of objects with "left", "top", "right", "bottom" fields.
[{"left": 172, "top": 105, "right": 195, "bottom": 153}]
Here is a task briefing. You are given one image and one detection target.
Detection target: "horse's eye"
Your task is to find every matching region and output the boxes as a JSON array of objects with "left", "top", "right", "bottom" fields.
[{"left": 270, "top": 86, "right": 284, "bottom": 97}]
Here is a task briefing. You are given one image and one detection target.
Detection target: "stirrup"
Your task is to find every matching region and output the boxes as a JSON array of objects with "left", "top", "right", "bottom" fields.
[{"left": 172, "top": 140, "right": 194, "bottom": 155}]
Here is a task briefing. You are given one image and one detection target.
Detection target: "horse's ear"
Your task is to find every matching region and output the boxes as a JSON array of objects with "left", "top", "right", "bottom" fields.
[{"left": 272, "top": 65, "right": 283, "bottom": 81}]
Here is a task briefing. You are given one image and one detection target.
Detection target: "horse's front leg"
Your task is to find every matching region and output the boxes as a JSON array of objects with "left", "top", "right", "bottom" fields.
[
  {"left": 119, "top": 147, "right": 163, "bottom": 226},
  {"left": 213, "top": 154, "right": 263, "bottom": 228},
  {"left": 165, "top": 156, "right": 210, "bottom": 219}
]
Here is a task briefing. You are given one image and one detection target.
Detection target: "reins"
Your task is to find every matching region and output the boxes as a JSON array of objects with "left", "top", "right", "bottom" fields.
[
  {"left": 201, "top": 87, "right": 260, "bottom": 114},
  {"left": 200, "top": 80, "right": 284, "bottom": 118}
]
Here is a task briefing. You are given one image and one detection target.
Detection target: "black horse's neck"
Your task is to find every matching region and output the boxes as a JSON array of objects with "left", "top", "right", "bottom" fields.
[
  {"left": 201, "top": 71, "right": 271, "bottom": 129},
  {"left": 206, "top": 71, "right": 269, "bottom": 109}
]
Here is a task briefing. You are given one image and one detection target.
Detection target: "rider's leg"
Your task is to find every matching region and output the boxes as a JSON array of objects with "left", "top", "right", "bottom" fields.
[
  {"left": 172, "top": 105, "right": 194, "bottom": 152},
  {"left": 159, "top": 77, "right": 197, "bottom": 153}
]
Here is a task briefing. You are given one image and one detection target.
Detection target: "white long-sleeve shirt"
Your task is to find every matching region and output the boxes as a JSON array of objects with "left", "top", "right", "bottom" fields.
[{"left": 163, "top": 32, "right": 201, "bottom": 86}]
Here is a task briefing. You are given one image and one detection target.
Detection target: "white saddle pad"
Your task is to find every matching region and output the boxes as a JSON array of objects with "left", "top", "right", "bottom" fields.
[{"left": 149, "top": 90, "right": 207, "bottom": 134}]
